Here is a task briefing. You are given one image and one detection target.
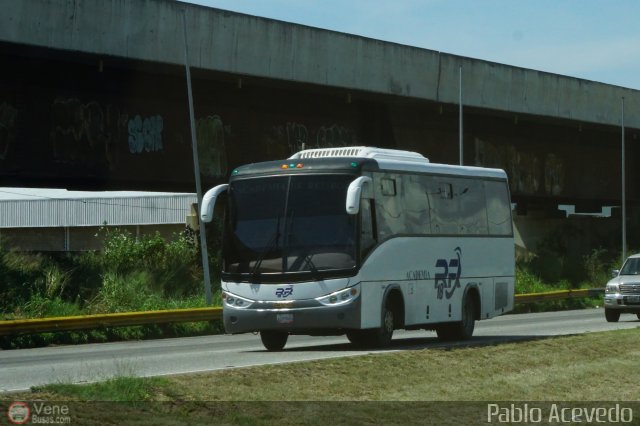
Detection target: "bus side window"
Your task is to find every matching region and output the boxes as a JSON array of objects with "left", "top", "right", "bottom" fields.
[
  {"left": 484, "top": 181, "right": 513, "bottom": 236},
  {"left": 381, "top": 178, "right": 396, "bottom": 196},
  {"left": 360, "top": 198, "right": 377, "bottom": 259}
]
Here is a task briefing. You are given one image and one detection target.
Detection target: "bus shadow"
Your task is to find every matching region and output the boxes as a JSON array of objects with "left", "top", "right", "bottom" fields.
[
  {"left": 252, "top": 334, "right": 559, "bottom": 353},
  {"left": 390, "top": 334, "right": 555, "bottom": 351}
]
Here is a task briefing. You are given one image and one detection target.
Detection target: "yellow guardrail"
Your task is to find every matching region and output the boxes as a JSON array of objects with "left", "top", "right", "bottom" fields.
[
  {"left": 0, "top": 289, "right": 604, "bottom": 337},
  {"left": 514, "top": 288, "right": 604, "bottom": 304},
  {"left": 0, "top": 307, "right": 222, "bottom": 336}
]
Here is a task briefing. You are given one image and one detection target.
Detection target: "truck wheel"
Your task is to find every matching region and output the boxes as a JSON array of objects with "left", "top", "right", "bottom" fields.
[
  {"left": 605, "top": 309, "right": 620, "bottom": 323},
  {"left": 436, "top": 294, "right": 476, "bottom": 341},
  {"left": 260, "top": 330, "right": 288, "bottom": 351}
]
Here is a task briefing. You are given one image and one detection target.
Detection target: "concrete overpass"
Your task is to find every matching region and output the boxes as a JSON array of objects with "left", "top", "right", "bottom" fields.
[{"left": 0, "top": 0, "right": 638, "bottom": 255}]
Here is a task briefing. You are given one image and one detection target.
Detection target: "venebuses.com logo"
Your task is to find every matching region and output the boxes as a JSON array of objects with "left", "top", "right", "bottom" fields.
[
  {"left": 5, "top": 401, "right": 72, "bottom": 425},
  {"left": 6, "top": 401, "right": 30, "bottom": 425}
]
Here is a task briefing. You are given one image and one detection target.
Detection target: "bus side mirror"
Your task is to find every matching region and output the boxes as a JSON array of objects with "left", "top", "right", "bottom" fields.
[
  {"left": 200, "top": 184, "right": 228, "bottom": 223},
  {"left": 346, "top": 176, "right": 372, "bottom": 215}
]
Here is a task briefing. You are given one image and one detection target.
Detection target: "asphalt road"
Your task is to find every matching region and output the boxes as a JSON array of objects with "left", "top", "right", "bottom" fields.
[{"left": 1, "top": 308, "right": 638, "bottom": 393}]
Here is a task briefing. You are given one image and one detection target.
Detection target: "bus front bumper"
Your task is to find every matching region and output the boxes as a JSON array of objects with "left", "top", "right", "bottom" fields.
[{"left": 223, "top": 298, "right": 361, "bottom": 334}]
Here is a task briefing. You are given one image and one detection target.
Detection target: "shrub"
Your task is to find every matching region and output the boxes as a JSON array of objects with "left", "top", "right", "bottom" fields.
[
  {"left": 515, "top": 268, "right": 565, "bottom": 294},
  {"left": 61, "top": 250, "right": 104, "bottom": 305},
  {"left": 89, "top": 271, "right": 164, "bottom": 313},
  {"left": 0, "top": 244, "right": 52, "bottom": 313},
  {"left": 583, "top": 248, "right": 616, "bottom": 287},
  {"left": 99, "top": 228, "right": 203, "bottom": 298},
  {"left": 22, "top": 293, "right": 83, "bottom": 318},
  {"left": 37, "top": 264, "right": 71, "bottom": 299},
  {"left": 157, "top": 233, "right": 201, "bottom": 297}
]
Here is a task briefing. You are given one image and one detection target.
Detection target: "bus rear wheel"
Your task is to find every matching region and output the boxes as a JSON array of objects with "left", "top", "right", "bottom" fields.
[
  {"left": 260, "top": 330, "right": 288, "bottom": 351},
  {"left": 436, "top": 294, "right": 476, "bottom": 341}
]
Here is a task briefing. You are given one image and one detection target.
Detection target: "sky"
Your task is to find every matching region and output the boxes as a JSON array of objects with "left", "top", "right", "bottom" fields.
[{"left": 184, "top": 0, "right": 640, "bottom": 90}]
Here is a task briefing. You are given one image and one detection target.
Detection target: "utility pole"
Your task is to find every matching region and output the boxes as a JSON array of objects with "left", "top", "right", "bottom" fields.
[
  {"left": 182, "top": 9, "right": 213, "bottom": 305},
  {"left": 459, "top": 65, "right": 463, "bottom": 166},
  {"left": 621, "top": 97, "right": 627, "bottom": 263}
]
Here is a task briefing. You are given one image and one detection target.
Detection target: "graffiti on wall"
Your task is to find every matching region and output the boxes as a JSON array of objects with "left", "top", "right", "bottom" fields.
[
  {"left": 0, "top": 102, "right": 18, "bottom": 160},
  {"left": 509, "top": 149, "right": 541, "bottom": 195},
  {"left": 474, "top": 137, "right": 564, "bottom": 196},
  {"left": 544, "top": 153, "right": 564, "bottom": 196},
  {"left": 270, "top": 122, "right": 358, "bottom": 154},
  {"left": 196, "top": 115, "right": 228, "bottom": 178},
  {"left": 51, "top": 98, "right": 167, "bottom": 169},
  {"left": 50, "top": 97, "right": 128, "bottom": 169},
  {"left": 128, "top": 115, "right": 164, "bottom": 154},
  {"left": 316, "top": 124, "right": 357, "bottom": 149}
]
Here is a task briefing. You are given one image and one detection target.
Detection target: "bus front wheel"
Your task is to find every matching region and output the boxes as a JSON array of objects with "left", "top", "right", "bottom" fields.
[
  {"left": 370, "top": 303, "right": 395, "bottom": 348},
  {"left": 260, "top": 330, "right": 288, "bottom": 351},
  {"left": 347, "top": 301, "right": 395, "bottom": 348},
  {"left": 377, "top": 303, "right": 395, "bottom": 347}
]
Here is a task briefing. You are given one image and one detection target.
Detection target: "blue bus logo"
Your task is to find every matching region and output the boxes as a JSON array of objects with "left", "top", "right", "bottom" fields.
[
  {"left": 434, "top": 247, "right": 462, "bottom": 300},
  {"left": 275, "top": 286, "right": 293, "bottom": 298}
]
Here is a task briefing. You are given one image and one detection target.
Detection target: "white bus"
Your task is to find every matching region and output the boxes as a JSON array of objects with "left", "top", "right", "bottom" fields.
[{"left": 200, "top": 147, "right": 514, "bottom": 351}]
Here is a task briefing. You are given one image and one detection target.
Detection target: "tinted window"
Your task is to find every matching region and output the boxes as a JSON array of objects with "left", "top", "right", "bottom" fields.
[
  {"left": 224, "top": 175, "right": 357, "bottom": 276},
  {"left": 372, "top": 172, "right": 512, "bottom": 238},
  {"left": 484, "top": 181, "right": 513, "bottom": 236},
  {"left": 426, "top": 177, "right": 488, "bottom": 235}
]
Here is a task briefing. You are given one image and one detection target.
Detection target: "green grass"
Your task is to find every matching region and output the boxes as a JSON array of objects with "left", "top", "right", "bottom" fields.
[
  {"left": 32, "top": 376, "right": 170, "bottom": 402},
  {"left": 163, "top": 329, "right": 640, "bottom": 401},
  {"left": 5, "top": 329, "right": 639, "bottom": 425}
]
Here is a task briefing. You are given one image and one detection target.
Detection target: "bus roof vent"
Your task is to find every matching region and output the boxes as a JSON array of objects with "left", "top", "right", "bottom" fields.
[{"left": 290, "top": 146, "right": 429, "bottom": 163}]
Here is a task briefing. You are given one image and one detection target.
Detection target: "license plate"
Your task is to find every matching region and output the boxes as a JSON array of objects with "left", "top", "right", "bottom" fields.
[
  {"left": 277, "top": 313, "right": 294, "bottom": 324},
  {"left": 626, "top": 296, "right": 640, "bottom": 304}
]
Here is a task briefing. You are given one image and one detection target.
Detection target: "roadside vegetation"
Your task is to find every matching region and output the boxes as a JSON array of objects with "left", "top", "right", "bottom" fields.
[
  {"left": 0, "top": 223, "right": 627, "bottom": 348},
  {"left": 513, "top": 229, "right": 627, "bottom": 312},
  {"left": 3, "top": 329, "right": 639, "bottom": 425},
  {"left": 0, "top": 227, "right": 223, "bottom": 349}
]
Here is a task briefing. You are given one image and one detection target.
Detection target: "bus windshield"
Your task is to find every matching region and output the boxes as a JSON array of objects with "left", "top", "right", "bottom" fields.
[{"left": 223, "top": 174, "right": 357, "bottom": 280}]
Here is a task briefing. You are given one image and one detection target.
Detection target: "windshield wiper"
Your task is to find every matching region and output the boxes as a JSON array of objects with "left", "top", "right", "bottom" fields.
[
  {"left": 250, "top": 215, "right": 282, "bottom": 278},
  {"left": 303, "top": 253, "right": 319, "bottom": 275}
]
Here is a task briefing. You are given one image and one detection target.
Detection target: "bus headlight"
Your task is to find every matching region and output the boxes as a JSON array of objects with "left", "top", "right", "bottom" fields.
[
  {"left": 316, "top": 285, "right": 360, "bottom": 306},
  {"left": 222, "top": 292, "right": 254, "bottom": 309}
]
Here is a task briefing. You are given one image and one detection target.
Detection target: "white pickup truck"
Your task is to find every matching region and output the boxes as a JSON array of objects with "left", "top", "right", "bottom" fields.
[{"left": 604, "top": 253, "right": 640, "bottom": 322}]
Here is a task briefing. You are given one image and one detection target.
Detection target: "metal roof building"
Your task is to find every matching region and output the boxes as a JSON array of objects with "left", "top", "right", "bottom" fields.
[{"left": 0, "top": 188, "right": 197, "bottom": 251}]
